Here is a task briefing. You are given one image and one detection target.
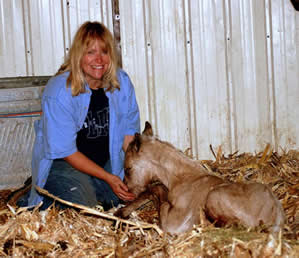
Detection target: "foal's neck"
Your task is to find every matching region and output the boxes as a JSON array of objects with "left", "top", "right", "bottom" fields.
[{"left": 153, "top": 144, "right": 207, "bottom": 189}]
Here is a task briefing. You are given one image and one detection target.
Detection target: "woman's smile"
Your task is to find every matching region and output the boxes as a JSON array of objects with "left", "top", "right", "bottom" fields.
[{"left": 81, "top": 39, "right": 110, "bottom": 89}]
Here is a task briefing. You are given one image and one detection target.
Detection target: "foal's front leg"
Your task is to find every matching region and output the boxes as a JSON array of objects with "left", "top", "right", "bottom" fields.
[{"left": 114, "top": 183, "right": 168, "bottom": 218}]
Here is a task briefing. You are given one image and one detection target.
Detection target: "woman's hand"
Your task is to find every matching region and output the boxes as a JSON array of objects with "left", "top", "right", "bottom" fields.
[
  {"left": 107, "top": 174, "right": 136, "bottom": 201},
  {"left": 64, "top": 152, "right": 136, "bottom": 201}
]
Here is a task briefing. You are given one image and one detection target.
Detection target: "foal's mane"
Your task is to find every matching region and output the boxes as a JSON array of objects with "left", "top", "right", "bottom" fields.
[
  {"left": 151, "top": 135, "right": 199, "bottom": 164},
  {"left": 148, "top": 135, "right": 207, "bottom": 179}
]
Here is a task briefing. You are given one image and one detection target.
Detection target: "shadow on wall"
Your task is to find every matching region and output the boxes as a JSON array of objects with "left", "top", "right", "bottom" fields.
[{"left": 291, "top": 0, "right": 299, "bottom": 11}]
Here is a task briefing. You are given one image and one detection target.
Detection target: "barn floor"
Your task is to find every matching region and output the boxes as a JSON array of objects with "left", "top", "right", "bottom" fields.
[{"left": 0, "top": 146, "right": 298, "bottom": 257}]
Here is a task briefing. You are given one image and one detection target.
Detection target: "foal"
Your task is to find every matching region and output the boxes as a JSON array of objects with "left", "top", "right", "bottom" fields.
[{"left": 117, "top": 122, "right": 285, "bottom": 234}]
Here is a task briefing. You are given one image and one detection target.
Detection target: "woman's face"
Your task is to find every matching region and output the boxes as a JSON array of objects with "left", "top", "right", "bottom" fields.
[{"left": 81, "top": 39, "right": 110, "bottom": 88}]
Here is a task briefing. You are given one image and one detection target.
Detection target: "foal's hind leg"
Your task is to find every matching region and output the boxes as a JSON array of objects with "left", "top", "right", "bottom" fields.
[
  {"left": 159, "top": 202, "right": 199, "bottom": 234},
  {"left": 205, "top": 182, "right": 285, "bottom": 232},
  {"left": 114, "top": 183, "right": 168, "bottom": 219}
]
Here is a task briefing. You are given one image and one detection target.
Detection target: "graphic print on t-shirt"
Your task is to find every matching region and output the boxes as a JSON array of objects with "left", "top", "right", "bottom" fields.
[
  {"left": 76, "top": 88, "right": 110, "bottom": 167},
  {"left": 83, "top": 107, "right": 109, "bottom": 139}
]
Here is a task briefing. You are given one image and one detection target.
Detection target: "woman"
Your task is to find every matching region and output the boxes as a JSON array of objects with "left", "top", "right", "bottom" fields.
[{"left": 24, "top": 21, "right": 140, "bottom": 210}]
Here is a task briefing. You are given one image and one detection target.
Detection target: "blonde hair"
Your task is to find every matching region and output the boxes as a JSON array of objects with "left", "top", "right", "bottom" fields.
[{"left": 56, "top": 21, "right": 120, "bottom": 96}]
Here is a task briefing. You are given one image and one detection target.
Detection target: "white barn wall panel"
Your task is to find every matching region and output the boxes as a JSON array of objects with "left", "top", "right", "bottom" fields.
[
  {"left": 0, "top": 0, "right": 113, "bottom": 77},
  {"left": 120, "top": 0, "right": 192, "bottom": 156},
  {"left": 0, "top": 0, "right": 27, "bottom": 76},
  {"left": 188, "top": 0, "right": 231, "bottom": 158},
  {"left": 0, "top": 0, "right": 298, "bottom": 190},
  {"left": 0, "top": 78, "right": 45, "bottom": 190},
  {"left": 0, "top": 116, "right": 40, "bottom": 189},
  {"left": 120, "top": 0, "right": 299, "bottom": 159},
  {"left": 63, "top": 0, "right": 113, "bottom": 60},
  {"left": 271, "top": 0, "right": 299, "bottom": 151},
  {"left": 25, "top": 0, "right": 65, "bottom": 76}
]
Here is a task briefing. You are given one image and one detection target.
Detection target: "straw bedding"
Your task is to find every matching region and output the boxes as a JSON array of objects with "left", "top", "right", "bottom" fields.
[{"left": 0, "top": 145, "right": 298, "bottom": 257}]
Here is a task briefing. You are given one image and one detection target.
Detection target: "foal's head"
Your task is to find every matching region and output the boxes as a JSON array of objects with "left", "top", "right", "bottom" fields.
[{"left": 124, "top": 121, "right": 162, "bottom": 196}]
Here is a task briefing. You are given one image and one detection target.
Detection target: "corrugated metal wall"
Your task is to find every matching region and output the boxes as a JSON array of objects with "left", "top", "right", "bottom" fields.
[
  {"left": 0, "top": 0, "right": 298, "bottom": 173},
  {"left": 0, "top": 78, "right": 45, "bottom": 189},
  {"left": 0, "top": 0, "right": 113, "bottom": 77},
  {"left": 120, "top": 0, "right": 299, "bottom": 159}
]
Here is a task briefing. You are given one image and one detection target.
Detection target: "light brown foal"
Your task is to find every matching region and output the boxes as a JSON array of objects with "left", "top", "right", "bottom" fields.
[{"left": 116, "top": 122, "right": 285, "bottom": 234}]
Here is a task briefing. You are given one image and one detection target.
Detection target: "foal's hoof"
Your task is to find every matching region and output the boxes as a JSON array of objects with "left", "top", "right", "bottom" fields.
[{"left": 114, "top": 208, "right": 130, "bottom": 219}]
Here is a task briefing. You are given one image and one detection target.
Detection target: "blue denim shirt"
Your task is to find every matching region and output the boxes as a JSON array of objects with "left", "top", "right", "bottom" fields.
[{"left": 28, "top": 69, "right": 140, "bottom": 206}]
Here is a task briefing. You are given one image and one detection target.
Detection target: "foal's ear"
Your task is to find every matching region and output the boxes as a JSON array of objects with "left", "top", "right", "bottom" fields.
[
  {"left": 142, "top": 121, "right": 153, "bottom": 136},
  {"left": 132, "top": 132, "right": 141, "bottom": 152}
]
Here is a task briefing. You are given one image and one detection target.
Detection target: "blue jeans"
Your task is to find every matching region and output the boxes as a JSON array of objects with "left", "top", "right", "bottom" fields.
[{"left": 18, "top": 159, "right": 119, "bottom": 211}]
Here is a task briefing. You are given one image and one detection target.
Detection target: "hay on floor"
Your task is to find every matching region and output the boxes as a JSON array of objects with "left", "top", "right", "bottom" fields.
[{"left": 0, "top": 146, "right": 298, "bottom": 257}]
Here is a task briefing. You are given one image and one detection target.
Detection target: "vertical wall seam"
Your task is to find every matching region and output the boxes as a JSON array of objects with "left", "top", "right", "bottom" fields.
[
  {"left": 112, "top": 0, "right": 122, "bottom": 67},
  {"left": 183, "top": 0, "right": 198, "bottom": 158},
  {"left": 60, "top": 0, "right": 67, "bottom": 59},
  {"left": 49, "top": 0, "right": 54, "bottom": 72},
  {"left": 224, "top": 0, "right": 235, "bottom": 153},
  {"left": 143, "top": 0, "right": 157, "bottom": 132},
  {"left": 21, "top": 1, "right": 29, "bottom": 76},
  {"left": 100, "top": 0, "right": 105, "bottom": 24},
  {"left": 281, "top": 0, "right": 290, "bottom": 144},
  {"left": 142, "top": 0, "right": 151, "bottom": 124},
  {"left": 0, "top": 1, "right": 4, "bottom": 57},
  {"left": 11, "top": 1, "right": 16, "bottom": 75},
  {"left": 198, "top": 0, "right": 208, "bottom": 146},
  {"left": 265, "top": 0, "right": 277, "bottom": 151},
  {"left": 67, "top": 0, "right": 71, "bottom": 48},
  {"left": 27, "top": 0, "right": 34, "bottom": 76}
]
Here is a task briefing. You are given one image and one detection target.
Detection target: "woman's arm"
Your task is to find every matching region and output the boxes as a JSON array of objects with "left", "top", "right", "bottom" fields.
[
  {"left": 64, "top": 151, "right": 135, "bottom": 201},
  {"left": 123, "top": 135, "right": 135, "bottom": 152}
]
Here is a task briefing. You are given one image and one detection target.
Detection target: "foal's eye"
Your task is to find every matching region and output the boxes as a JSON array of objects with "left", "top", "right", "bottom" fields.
[{"left": 124, "top": 167, "right": 131, "bottom": 176}]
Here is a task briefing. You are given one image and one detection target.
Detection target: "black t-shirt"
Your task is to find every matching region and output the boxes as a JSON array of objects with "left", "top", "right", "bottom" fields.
[{"left": 76, "top": 88, "right": 109, "bottom": 167}]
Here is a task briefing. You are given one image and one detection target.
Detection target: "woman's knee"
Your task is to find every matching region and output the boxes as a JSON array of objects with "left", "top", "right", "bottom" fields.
[{"left": 44, "top": 160, "right": 97, "bottom": 207}]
